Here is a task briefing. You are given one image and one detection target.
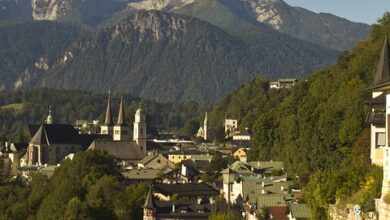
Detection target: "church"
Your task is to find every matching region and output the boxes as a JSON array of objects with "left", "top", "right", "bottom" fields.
[
  {"left": 25, "top": 94, "right": 147, "bottom": 166},
  {"left": 88, "top": 94, "right": 146, "bottom": 164}
]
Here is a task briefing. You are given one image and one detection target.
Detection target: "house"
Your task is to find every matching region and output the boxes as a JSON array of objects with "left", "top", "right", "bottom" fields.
[
  {"left": 366, "top": 35, "right": 390, "bottom": 219},
  {"left": 233, "top": 148, "right": 247, "bottom": 162},
  {"left": 168, "top": 150, "right": 206, "bottom": 164},
  {"left": 138, "top": 153, "right": 175, "bottom": 170},
  {"left": 181, "top": 159, "right": 210, "bottom": 182},
  {"left": 225, "top": 119, "right": 238, "bottom": 137},
  {"left": 270, "top": 78, "right": 298, "bottom": 89},
  {"left": 153, "top": 182, "right": 219, "bottom": 201},
  {"left": 0, "top": 142, "right": 27, "bottom": 176},
  {"left": 232, "top": 130, "right": 252, "bottom": 141},
  {"left": 122, "top": 168, "right": 174, "bottom": 185},
  {"left": 367, "top": 87, "right": 386, "bottom": 166},
  {"left": 143, "top": 187, "right": 227, "bottom": 220}
]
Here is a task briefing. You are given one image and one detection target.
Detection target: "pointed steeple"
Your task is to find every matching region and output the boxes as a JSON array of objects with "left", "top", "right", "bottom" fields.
[
  {"left": 143, "top": 187, "right": 156, "bottom": 210},
  {"left": 104, "top": 91, "right": 113, "bottom": 126},
  {"left": 204, "top": 112, "right": 208, "bottom": 123},
  {"left": 117, "top": 96, "right": 126, "bottom": 125},
  {"left": 372, "top": 34, "right": 390, "bottom": 89}
]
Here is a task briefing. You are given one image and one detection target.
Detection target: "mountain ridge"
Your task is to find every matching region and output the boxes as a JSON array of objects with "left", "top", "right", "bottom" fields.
[
  {"left": 0, "top": 0, "right": 370, "bottom": 50},
  {"left": 4, "top": 10, "right": 337, "bottom": 101}
]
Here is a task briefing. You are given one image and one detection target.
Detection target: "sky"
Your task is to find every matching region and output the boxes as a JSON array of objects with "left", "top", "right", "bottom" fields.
[{"left": 284, "top": 0, "right": 389, "bottom": 24}]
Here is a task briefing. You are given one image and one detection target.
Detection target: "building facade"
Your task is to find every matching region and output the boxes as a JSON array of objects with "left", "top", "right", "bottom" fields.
[
  {"left": 134, "top": 104, "right": 147, "bottom": 154},
  {"left": 370, "top": 36, "right": 390, "bottom": 219}
]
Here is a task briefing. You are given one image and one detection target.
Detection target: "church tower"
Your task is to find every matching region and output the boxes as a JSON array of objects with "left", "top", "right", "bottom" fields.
[
  {"left": 370, "top": 35, "right": 390, "bottom": 219},
  {"left": 100, "top": 92, "right": 113, "bottom": 136},
  {"left": 134, "top": 104, "right": 147, "bottom": 153},
  {"left": 113, "top": 97, "right": 130, "bottom": 141},
  {"left": 45, "top": 106, "right": 53, "bottom": 124},
  {"left": 143, "top": 188, "right": 156, "bottom": 220},
  {"left": 203, "top": 112, "right": 208, "bottom": 141}
]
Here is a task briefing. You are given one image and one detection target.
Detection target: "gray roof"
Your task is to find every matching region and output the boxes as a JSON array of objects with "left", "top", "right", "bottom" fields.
[
  {"left": 289, "top": 203, "right": 312, "bottom": 219},
  {"left": 29, "top": 124, "right": 81, "bottom": 145},
  {"left": 88, "top": 140, "right": 144, "bottom": 161},
  {"left": 153, "top": 183, "right": 219, "bottom": 197},
  {"left": 371, "top": 36, "right": 390, "bottom": 89}
]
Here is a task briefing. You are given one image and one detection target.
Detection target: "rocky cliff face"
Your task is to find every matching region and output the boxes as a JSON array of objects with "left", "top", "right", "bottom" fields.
[
  {"left": 127, "top": 0, "right": 370, "bottom": 51},
  {"left": 238, "top": 0, "right": 370, "bottom": 50},
  {"left": 127, "top": 0, "right": 194, "bottom": 11},
  {"left": 31, "top": 0, "right": 70, "bottom": 20}
]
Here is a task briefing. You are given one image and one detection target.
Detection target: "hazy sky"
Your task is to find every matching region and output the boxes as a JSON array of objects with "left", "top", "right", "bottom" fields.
[{"left": 284, "top": 0, "right": 389, "bottom": 24}]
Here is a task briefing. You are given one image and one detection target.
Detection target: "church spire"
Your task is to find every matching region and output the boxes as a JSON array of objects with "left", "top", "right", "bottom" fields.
[
  {"left": 143, "top": 187, "right": 156, "bottom": 210},
  {"left": 117, "top": 96, "right": 126, "bottom": 125},
  {"left": 104, "top": 91, "right": 113, "bottom": 126},
  {"left": 372, "top": 34, "right": 390, "bottom": 89}
]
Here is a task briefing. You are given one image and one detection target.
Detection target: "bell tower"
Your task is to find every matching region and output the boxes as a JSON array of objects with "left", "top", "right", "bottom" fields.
[
  {"left": 100, "top": 92, "right": 113, "bottom": 136},
  {"left": 113, "top": 97, "right": 130, "bottom": 141},
  {"left": 133, "top": 104, "right": 147, "bottom": 153}
]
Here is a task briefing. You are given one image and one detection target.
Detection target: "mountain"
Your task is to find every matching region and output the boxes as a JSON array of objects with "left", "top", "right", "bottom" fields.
[
  {"left": 0, "top": 21, "right": 89, "bottom": 90},
  {"left": 19, "top": 10, "right": 335, "bottom": 101},
  {"left": 0, "top": 0, "right": 370, "bottom": 51},
  {"left": 0, "top": 0, "right": 126, "bottom": 27},
  {"left": 127, "top": 0, "right": 371, "bottom": 51}
]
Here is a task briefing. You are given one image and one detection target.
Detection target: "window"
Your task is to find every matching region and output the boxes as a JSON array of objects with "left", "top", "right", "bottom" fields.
[
  {"left": 140, "top": 128, "right": 143, "bottom": 135},
  {"left": 376, "top": 132, "right": 386, "bottom": 148}
]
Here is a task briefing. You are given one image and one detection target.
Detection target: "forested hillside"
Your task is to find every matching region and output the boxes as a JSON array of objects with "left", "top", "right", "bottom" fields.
[
  {"left": 0, "top": 22, "right": 89, "bottom": 90},
  {"left": 0, "top": 89, "right": 207, "bottom": 143},
  {"left": 41, "top": 10, "right": 337, "bottom": 101},
  {"left": 247, "top": 14, "right": 390, "bottom": 218}
]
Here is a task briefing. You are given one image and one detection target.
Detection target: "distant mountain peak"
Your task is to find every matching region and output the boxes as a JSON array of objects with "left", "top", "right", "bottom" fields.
[
  {"left": 113, "top": 10, "right": 189, "bottom": 41},
  {"left": 127, "top": 0, "right": 194, "bottom": 11}
]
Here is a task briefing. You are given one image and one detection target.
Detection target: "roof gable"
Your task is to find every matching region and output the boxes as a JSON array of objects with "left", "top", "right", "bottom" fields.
[
  {"left": 30, "top": 124, "right": 81, "bottom": 145},
  {"left": 371, "top": 36, "right": 390, "bottom": 90}
]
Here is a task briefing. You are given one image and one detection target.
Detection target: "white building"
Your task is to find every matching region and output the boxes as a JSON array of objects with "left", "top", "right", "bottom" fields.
[
  {"left": 270, "top": 78, "right": 298, "bottom": 89},
  {"left": 225, "top": 119, "right": 238, "bottom": 136},
  {"left": 133, "top": 104, "right": 147, "bottom": 154},
  {"left": 370, "top": 36, "right": 390, "bottom": 219}
]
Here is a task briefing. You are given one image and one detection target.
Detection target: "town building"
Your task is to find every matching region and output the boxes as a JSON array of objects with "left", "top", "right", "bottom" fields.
[
  {"left": 270, "top": 78, "right": 298, "bottom": 89},
  {"left": 134, "top": 104, "right": 147, "bottom": 153},
  {"left": 232, "top": 130, "right": 252, "bottom": 141},
  {"left": 168, "top": 150, "right": 208, "bottom": 164},
  {"left": 368, "top": 35, "right": 390, "bottom": 219},
  {"left": 142, "top": 186, "right": 226, "bottom": 220},
  {"left": 138, "top": 152, "right": 175, "bottom": 170},
  {"left": 225, "top": 119, "right": 238, "bottom": 137},
  {"left": 233, "top": 148, "right": 247, "bottom": 162}
]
